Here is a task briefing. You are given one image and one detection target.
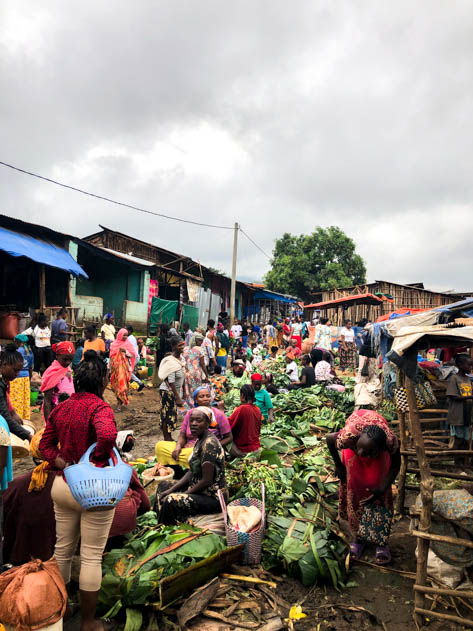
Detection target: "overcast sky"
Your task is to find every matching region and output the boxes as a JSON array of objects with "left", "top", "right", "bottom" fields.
[{"left": 1, "top": 2, "right": 472, "bottom": 291}]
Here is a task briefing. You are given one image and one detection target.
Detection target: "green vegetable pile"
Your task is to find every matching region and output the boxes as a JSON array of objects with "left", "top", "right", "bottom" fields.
[{"left": 99, "top": 513, "right": 226, "bottom": 620}]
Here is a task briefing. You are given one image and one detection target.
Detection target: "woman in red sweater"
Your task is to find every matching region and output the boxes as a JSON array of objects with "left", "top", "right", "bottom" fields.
[
  {"left": 228, "top": 384, "right": 263, "bottom": 458},
  {"left": 40, "top": 350, "right": 118, "bottom": 631}
]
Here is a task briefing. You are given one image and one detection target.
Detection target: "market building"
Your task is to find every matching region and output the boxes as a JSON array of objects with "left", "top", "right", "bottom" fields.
[{"left": 305, "top": 280, "right": 463, "bottom": 325}]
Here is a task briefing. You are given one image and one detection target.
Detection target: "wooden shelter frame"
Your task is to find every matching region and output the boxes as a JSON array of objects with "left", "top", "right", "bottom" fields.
[{"left": 393, "top": 342, "right": 473, "bottom": 627}]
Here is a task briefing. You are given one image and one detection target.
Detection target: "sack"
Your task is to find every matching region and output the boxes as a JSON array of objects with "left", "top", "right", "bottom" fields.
[
  {"left": 393, "top": 386, "right": 426, "bottom": 412},
  {"left": 227, "top": 505, "right": 262, "bottom": 533},
  {"left": 0, "top": 558, "right": 67, "bottom": 631}
]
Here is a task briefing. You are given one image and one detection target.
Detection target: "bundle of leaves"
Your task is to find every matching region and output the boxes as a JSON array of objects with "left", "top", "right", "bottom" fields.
[{"left": 99, "top": 517, "right": 226, "bottom": 619}]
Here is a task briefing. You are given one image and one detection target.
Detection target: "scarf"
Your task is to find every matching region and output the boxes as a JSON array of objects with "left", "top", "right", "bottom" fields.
[
  {"left": 110, "top": 328, "right": 136, "bottom": 370},
  {"left": 158, "top": 354, "right": 183, "bottom": 382},
  {"left": 194, "top": 405, "right": 217, "bottom": 428},
  {"left": 28, "top": 429, "right": 50, "bottom": 492},
  {"left": 52, "top": 341, "right": 75, "bottom": 355},
  {"left": 193, "top": 386, "right": 213, "bottom": 405},
  {"left": 40, "top": 360, "right": 70, "bottom": 392}
]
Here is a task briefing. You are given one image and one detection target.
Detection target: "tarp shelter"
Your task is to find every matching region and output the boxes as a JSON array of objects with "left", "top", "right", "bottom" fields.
[
  {"left": 182, "top": 304, "right": 199, "bottom": 331},
  {"left": 390, "top": 322, "right": 473, "bottom": 628},
  {"left": 0, "top": 226, "right": 87, "bottom": 277},
  {"left": 149, "top": 297, "right": 178, "bottom": 329},
  {"left": 250, "top": 289, "right": 298, "bottom": 322},
  {"left": 304, "top": 293, "right": 383, "bottom": 309}
]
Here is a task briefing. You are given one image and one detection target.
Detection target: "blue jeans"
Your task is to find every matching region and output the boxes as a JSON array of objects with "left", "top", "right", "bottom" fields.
[{"left": 242, "top": 335, "right": 248, "bottom": 349}]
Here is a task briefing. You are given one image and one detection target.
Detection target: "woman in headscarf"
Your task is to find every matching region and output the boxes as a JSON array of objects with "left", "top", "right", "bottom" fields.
[
  {"left": 183, "top": 332, "right": 209, "bottom": 402},
  {"left": 10, "top": 334, "right": 34, "bottom": 420},
  {"left": 156, "top": 406, "right": 228, "bottom": 525},
  {"left": 41, "top": 341, "right": 75, "bottom": 421},
  {"left": 326, "top": 409, "right": 400, "bottom": 565},
  {"left": 110, "top": 328, "right": 136, "bottom": 405},
  {"left": 155, "top": 386, "right": 232, "bottom": 467}
]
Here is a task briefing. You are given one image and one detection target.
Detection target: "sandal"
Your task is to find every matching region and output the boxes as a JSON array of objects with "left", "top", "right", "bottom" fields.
[
  {"left": 349, "top": 542, "right": 365, "bottom": 560},
  {"left": 375, "top": 545, "right": 391, "bottom": 565}
]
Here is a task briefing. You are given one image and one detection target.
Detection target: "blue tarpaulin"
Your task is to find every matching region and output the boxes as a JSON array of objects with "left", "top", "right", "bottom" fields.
[
  {"left": 0, "top": 226, "right": 87, "bottom": 278},
  {"left": 253, "top": 290, "right": 297, "bottom": 304}
]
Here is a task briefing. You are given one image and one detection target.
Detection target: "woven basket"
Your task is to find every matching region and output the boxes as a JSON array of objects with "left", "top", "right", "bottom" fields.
[
  {"left": 142, "top": 467, "right": 174, "bottom": 498},
  {"left": 11, "top": 434, "right": 30, "bottom": 459},
  {"left": 218, "top": 483, "right": 265, "bottom": 565}
]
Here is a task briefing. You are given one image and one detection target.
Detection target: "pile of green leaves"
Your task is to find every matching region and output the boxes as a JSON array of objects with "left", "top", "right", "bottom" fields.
[
  {"left": 258, "top": 356, "right": 293, "bottom": 388},
  {"left": 99, "top": 515, "right": 226, "bottom": 619}
]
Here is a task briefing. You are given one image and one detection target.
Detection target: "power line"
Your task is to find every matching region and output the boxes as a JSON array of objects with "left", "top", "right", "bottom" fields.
[
  {"left": 239, "top": 227, "right": 272, "bottom": 260},
  {"left": 0, "top": 160, "right": 234, "bottom": 230}
]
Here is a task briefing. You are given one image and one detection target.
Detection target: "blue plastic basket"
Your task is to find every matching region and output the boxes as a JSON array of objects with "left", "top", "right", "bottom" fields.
[{"left": 64, "top": 442, "right": 132, "bottom": 511}]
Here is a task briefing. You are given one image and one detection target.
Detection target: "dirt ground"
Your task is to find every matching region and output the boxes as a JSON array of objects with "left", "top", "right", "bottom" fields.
[{"left": 18, "top": 386, "right": 467, "bottom": 630}]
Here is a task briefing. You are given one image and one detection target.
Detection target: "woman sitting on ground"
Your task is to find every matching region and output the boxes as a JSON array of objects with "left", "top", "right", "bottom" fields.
[
  {"left": 156, "top": 406, "right": 228, "bottom": 525},
  {"left": 315, "top": 351, "right": 335, "bottom": 382},
  {"left": 41, "top": 342, "right": 75, "bottom": 422},
  {"left": 326, "top": 409, "right": 400, "bottom": 566},
  {"left": 288, "top": 354, "right": 316, "bottom": 389},
  {"left": 228, "top": 384, "right": 263, "bottom": 458},
  {"left": 155, "top": 386, "right": 232, "bottom": 467}
]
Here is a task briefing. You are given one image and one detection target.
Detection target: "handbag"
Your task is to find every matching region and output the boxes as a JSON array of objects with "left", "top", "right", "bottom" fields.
[
  {"left": 64, "top": 442, "right": 132, "bottom": 511},
  {"left": 416, "top": 381, "right": 437, "bottom": 407},
  {"left": 393, "top": 386, "right": 426, "bottom": 412}
]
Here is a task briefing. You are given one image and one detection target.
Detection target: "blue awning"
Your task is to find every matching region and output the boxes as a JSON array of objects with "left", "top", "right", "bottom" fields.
[
  {"left": 0, "top": 226, "right": 88, "bottom": 278},
  {"left": 254, "top": 290, "right": 297, "bottom": 304}
]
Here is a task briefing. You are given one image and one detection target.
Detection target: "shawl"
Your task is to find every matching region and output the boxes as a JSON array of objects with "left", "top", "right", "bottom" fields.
[
  {"left": 110, "top": 329, "right": 136, "bottom": 370},
  {"left": 40, "top": 360, "right": 70, "bottom": 393},
  {"left": 158, "top": 354, "right": 183, "bottom": 382}
]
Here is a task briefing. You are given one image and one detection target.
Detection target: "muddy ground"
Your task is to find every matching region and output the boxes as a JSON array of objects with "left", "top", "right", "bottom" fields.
[{"left": 18, "top": 385, "right": 465, "bottom": 630}]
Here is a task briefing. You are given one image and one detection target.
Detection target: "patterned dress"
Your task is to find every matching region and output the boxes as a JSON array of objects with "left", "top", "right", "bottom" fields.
[{"left": 336, "top": 410, "right": 399, "bottom": 546}]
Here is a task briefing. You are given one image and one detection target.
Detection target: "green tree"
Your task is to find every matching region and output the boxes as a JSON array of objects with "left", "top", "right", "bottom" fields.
[{"left": 264, "top": 226, "right": 366, "bottom": 299}]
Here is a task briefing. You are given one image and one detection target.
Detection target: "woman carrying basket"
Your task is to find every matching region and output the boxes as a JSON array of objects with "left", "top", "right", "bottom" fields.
[
  {"left": 40, "top": 350, "right": 118, "bottom": 631},
  {"left": 156, "top": 406, "right": 227, "bottom": 525}
]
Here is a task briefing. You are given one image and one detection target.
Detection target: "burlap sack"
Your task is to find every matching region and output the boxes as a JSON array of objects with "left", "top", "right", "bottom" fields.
[{"left": 0, "top": 558, "right": 67, "bottom": 630}]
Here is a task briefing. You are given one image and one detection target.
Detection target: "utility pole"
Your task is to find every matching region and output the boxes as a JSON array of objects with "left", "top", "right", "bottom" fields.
[{"left": 230, "top": 222, "right": 239, "bottom": 324}]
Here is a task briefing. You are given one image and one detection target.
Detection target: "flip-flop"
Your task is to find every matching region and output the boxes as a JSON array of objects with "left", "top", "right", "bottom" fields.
[
  {"left": 349, "top": 542, "right": 365, "bottom": 560},
  {"left": 375, "top": 545, "right": 391, "bottom": 565}
]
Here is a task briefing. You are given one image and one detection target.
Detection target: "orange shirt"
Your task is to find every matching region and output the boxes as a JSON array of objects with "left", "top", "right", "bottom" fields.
[{"left": 82, "top": 338, "right": 106, "bottom": 358}]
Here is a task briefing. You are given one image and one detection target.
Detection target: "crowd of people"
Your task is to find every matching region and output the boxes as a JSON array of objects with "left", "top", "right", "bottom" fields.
[{"left": 0, "top": 307, "right": 444, "bottom": 629}]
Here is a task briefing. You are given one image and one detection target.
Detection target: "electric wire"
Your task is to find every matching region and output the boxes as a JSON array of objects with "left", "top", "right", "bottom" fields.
[
  {"left": 0, "top": 158, "right": 274, "bottom": 262},
  {"left": 0, "top": 160, "right": 233, "bottom": 230},
  {"left": 239, "top": 227, "right": 272, "bottom": 260}
]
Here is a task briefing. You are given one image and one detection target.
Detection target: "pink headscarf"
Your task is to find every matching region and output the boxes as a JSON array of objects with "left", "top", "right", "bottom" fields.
[{"left": 110, "top": 328, "right": 137, "bottom": 370}]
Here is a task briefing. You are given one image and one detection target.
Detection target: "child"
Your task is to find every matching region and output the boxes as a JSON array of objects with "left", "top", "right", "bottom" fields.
[
  {"left": 210, "top": 365, "right": 229, "bottom": 403},
  {"left": 447, "top": 354, "right": 473, "bottom": 455}
]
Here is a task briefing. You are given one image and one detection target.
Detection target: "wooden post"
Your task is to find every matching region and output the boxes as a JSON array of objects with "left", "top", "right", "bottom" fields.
[
  {"left": 39, "top": 265, "right": 46, "bottom": 311},
  {"left": 406, "top": 376, "right": 434, "bottom": 626},
  {"left": 396, "top": 370, "right": 408, "bottom": 514},
  {"left": 229, "top": 222, "right": 239, "bottom": 325}
]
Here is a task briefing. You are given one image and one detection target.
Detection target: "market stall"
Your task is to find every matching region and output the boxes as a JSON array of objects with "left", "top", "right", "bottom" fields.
[{"left": 387, "top": 322, "right": 473, "bottom": 627}]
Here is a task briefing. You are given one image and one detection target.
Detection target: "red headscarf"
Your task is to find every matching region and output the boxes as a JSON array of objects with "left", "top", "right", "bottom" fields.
[
  {"left": 110, "top": 328, "right": 136, "bottom": 370},
  {"left": 52, "top": 341, "right": 75, "bottom": 355},
  {"left": 251, "top": 373, "right": 263, "bottom": 382}
]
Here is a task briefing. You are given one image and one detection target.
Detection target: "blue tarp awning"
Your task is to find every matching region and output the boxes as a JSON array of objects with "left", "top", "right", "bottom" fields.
[
  {"left": 253, "top": 290, "right": 297, "bottom": 304},
  {"left": 0, "top": 226, "right": 88, "bottom": 278}
]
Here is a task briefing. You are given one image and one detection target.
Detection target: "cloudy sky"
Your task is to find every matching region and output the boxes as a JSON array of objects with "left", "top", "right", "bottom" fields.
[{"left": 1, "top": 2, "right": 472, "bottom": 291}]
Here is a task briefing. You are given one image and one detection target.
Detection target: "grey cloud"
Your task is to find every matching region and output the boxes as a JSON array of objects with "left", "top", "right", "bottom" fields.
[{"left": 0, "top": 0, "right": 472, "bottom": 289}]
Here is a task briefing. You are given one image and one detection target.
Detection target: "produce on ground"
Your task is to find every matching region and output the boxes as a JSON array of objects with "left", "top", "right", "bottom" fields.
[{"left": 99, "top": 514, "right": 226, "bottom": 619}]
